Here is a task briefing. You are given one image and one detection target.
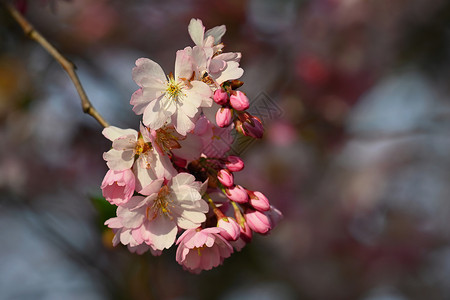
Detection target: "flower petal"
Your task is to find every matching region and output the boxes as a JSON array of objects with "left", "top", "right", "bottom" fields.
[
  {"left": 175, "top": 48, "right": 193, "bottom": 80},
  {"left": 142, "top": 96, "right": 174, "bottom": 130},
  {"left": 205, "top": 25, "right": 226, "bottom": 45},
  {"left": 188, "top": 18, "right": 205, "bottom": 47},
  {"left": 145, "top": 217, "right": 177, "bottom": 250},
  {"left": 103, "top": 149, "right": 134, "bottom": 171},
  {"left": 102, "top": 126, "right": 138, "bottom": 141},
  {"left": 133, "top": 58, "right": 166, "bottom": 86}
]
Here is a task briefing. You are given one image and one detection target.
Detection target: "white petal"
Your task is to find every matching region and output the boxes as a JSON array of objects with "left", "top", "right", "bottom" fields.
[
  {"left": 173, "top": 111, "right": 195, "bottom": 136},
  {"left": 142, "top": 96, "right": 174, "bottom": 130},
  {"left": 212, "top": 61, "right": 244, "bottom": 84},
  {"left": 172, "top": 186, "right": 201, "bottom": 202},
  {"left": 184, "top": 81, "right": 213, "bottom": 108},
  {"left": 179, "top": 100, "right": 199, "bottom": 118},
  {"left": 117, "top": 206, "right": 145, "bottom": 228},
  {"left": 205, "top": 25, "right": 226, "bottom": 45},
  {"left": 146, "top": 217, "right": 177, "bottom": 250},
  {"left": 103, "top": 126, "right": 138, "bottom": 141},
  {"left": 133, "top": 160, "right": 158, "bottom": 192},
  {"left": 215, "top": 52, "right": 241, "bottom": 63},
  {"left": 130, "top": 89, "right": 148, "bottom": 116},
  {"left": 191, "top": 46, "right": 208, "bottom": 72},
  {"left": 174, "top": 208, "right": 207, "bottom": 229},
  {"left": 103, "top": 149, "right": 134, "bottom": 171},
  {"left": 121, "top": 195, "right": 150, "bottom": 210},
  {"left": 209, "top": 58, "right": 227, "bottom": 74},
  {"left": 112, "top": 135, "right": 137, "bottom": 151},
  {"left": 153, "top": 150, "right": 177, "bottom": 179},
  {"left": 133, "top": 58, "right": 166, "bottom": 86},
  {"left": 188, "top": 18, "right": 205, "bottom": 47},
  {"left": 139, "top": 179, "right": 164, "bottom": 196},
  {"left": 171, "top": 173, "right": 196, "bottom": 188},
  {"left": 175, "top": 48, "right": 193, "bottom": 80}
]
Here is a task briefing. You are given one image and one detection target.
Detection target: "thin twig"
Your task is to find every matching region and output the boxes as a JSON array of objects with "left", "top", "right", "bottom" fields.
[{"left": 4, "top": 2, "right": 109, "bottom": 128}]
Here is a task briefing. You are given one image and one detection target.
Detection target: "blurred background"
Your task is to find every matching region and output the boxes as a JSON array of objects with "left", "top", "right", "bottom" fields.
[{"left": 1, "top": 0, "right": 450, "bottom": 299}]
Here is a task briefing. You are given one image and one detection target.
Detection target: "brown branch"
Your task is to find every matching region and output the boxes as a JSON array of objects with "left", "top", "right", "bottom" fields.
[{"left": 4, "top": 2, "right": 109, "bottom": 128}]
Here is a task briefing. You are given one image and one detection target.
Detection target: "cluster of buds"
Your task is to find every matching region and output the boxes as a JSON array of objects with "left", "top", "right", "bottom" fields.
[
  {"left": 101, "top": 18, "right": 282, "bottom": 273},
  {"left": 214, "top": 81, "right": 264, "bottom": 139}
]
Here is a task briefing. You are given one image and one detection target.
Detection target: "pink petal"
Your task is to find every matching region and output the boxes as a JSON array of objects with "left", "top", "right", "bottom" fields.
[
  {"left": 146, "top": 216, "right": 177, "bottom": 250},
  {"left": 175, "top": 48, "right": 193, "bottom": 80},
  {"left": 132, "top": 58, "right": 166, "bottom": 86}
]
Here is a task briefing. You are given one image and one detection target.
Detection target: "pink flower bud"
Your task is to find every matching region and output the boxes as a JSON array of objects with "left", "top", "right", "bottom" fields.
[
  {"left": 217, "top": 217, "right": 241, "bottom": 241},
  {"left": 230, "top": 91, "right": 250, "bottom": 111},
  {"left": 248, "top": 191, "right": 270, "bottom": 211},
  {"left": 245, "top": 209, "right": 272, "bottom": 234},
  {"left": 213, "top": 88, "right": 228, "bottom": 105},
  {"left": 216, "top": 107, "right": 233, "bottom": 127},
  {"left": 225, "top": 155, "right": 244, "bottom": 172},
  {"left": 101, "top": 169, "right": 135, "bottom": 206},
  {"left": 225, "top": 185, "right": 248, "bottom": 203},
  {"left": 217, "top": 169, "right": 234, "bottom": 187},
  {"left": 236, "top": 115, "right": 264, "bottom": 139}
]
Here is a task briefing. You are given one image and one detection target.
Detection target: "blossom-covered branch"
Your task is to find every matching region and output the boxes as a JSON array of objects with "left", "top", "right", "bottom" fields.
[
  {"left": 101, "top": 18, "right": 282, "bottom": 273},
  {"left": 3, "top": 2, "right": 109, "bottom": 128}
]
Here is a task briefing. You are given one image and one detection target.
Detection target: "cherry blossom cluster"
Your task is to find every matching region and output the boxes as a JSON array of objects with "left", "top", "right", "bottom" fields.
[{"left": 101, "top": 19, "right": 282, "bottom": 273}]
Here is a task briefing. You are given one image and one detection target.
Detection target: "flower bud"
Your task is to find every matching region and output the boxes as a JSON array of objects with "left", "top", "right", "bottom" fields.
[
  {"left": 213, "top": 88, "right": 228, "bottom": 105},
  {"left": 236, "top": 115, "right": 264, "bottom": 139},
  {"left": 245, "top": 209, "right": 272, "bottom": 234},
  {"left": 225, "top": 155, "right": 244, "bottom": 172},
  {"left": 225, "top": 185, "right": 248, "bottom": 203},
  {"left": 248, "top": 191, "right": 270, "bottom": 211},
  {"left": 217, "top": 217, "right": 241, "bottom": 241},
  {"left": 230, "top": 80, "right": 244, "bottom": 90},
  {"left": 217, "top": 169, "right": 234, "bottom": 187},
  {"left": 101, "top": 169, "right": 135, "bottom": 206},
  {"left": 230, "top": 91, "right": 250, "bottom": 111},
  {"left": 216, "top": 107, "right": 233, "bottom": 127}
]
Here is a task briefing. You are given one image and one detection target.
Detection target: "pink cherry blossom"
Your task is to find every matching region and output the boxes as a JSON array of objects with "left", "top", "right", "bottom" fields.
[
  {"left": 105, "top": 174, "right": 209, "bottom": 251},
  {"left": 101, "top": 169, "right": 135, "bottom": 206},
  {"left": 188, "top": 18, "right": 225, "bottom": 49},
  {"left": 187, "top": 19, "right": 243, "bottom": 87},
  {"left": 130, "top": 50, "right": 213, "bottom": 136},
  {"left": 176, "top": 227, "right": 233, "bottom": 273},
  {"left": 102, "top": 125, "right": 176, "bottom": 191}
]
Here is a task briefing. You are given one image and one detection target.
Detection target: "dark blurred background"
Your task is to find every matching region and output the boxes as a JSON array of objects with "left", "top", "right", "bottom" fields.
[{"left": 1, "top": 0, "right": 450, "bottom": 299}]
